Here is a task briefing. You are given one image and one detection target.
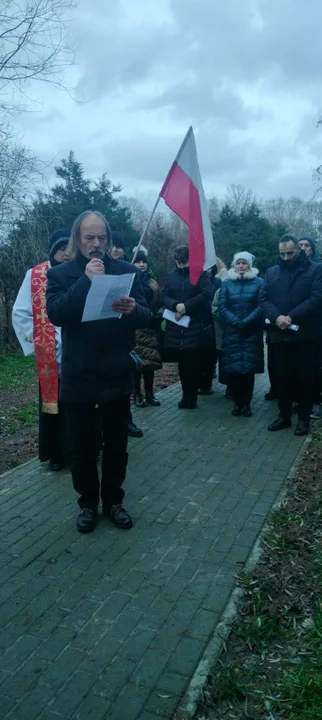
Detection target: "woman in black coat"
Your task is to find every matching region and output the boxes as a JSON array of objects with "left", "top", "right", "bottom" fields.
[
  {"left": 218, "top": 251, "right": 264, "bottom": 417},
  {"left": 161, "top": 245, "right": 215, "bottom": 409}
]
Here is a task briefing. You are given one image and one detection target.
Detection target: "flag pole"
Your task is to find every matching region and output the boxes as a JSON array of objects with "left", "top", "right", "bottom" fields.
[
  {"left": 131, "top": 126, "right": 193, "bottom": 264},
  {"left": 131, "top": 195, "right": 161, "bottom": 263}
]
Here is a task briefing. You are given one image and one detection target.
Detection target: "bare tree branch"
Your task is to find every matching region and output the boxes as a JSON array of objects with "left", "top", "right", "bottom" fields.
[{"left": 0, "top": 0, "right": 77, "bottom": 111}]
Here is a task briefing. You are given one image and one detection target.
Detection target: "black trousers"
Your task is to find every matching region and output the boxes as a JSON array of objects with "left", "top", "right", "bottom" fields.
[
  {"left": 227, "top": 373, "right": 255, "bottom": 407},
  {"left": 38, "top": 384, "right": 67, "bottom": 465},
  {"left": 199, "top": 348, "right": 217, "bottom": 389},
  {"left": 271, "top": 343, "right": 316, "bottom": 422},
  {"left": 267, "top": 344, "right": 279, "bottom": 397},
  {"left": 178, "top": 349, "right": 201, "bottom": 404},
  {"left": 134, "top": 368, "right": 155, "bottom": 395},
  {"left": 65, "top": 396, "right": 129, "bottom": 510},
  {"left": 312, "top": 343, "right": 322, "bottom": 406}
]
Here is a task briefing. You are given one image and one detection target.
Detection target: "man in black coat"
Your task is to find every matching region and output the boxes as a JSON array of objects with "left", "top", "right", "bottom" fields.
[
  {"left": 260, "top": 234, "right": 322, "bottom": 436},
  {"left": 46, "top": 211, "right": 152, "bottom": 533}
]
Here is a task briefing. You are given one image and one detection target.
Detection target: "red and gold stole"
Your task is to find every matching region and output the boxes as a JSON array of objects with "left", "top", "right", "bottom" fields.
[{"left": 31, "top": 262, "right": 59, "bottom": 414}]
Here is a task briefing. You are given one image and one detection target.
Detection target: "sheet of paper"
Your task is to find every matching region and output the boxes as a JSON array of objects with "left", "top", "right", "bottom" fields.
[
  {"left": 265, "top": 318, "right": 299, "bottom": 332},
  {"left": 163, "top": 309, "right": 191, "bottom": 328},
  {"left": 82, "top": 273, "right": 135, "bottom": 322}
]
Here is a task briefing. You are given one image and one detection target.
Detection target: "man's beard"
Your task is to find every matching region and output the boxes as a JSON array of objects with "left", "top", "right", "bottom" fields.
[{"left": 88, "top": 248, "right": 104, "bottom": 260}]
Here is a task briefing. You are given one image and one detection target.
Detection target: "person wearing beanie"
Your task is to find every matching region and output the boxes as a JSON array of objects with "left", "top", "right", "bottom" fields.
[
  {"left": 260, "top": 234, "right": 322, "bottom": 436},
  {"left": 46, "top": 211, "right": 152, "bottom": 534},
  {"left": 133, "top": 251, "right": 162, "bottom": 407},
  {"left": 298, "top": 235, "right": 320, "bottom": 264},
  {"left": 218, "top": 251, "right": 264, "bottom": 417},
  {"left": 12, "top": 228, "right": 70, "bottom": 471},
  {"left": 111, "top": 231, "right": 127, "bottom": 260}
]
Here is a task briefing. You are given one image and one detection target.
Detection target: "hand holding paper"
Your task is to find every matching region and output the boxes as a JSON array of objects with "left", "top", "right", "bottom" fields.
[
  {"left": 112, "top": 296, "right": 136, "bottom": 316},
  {"left": 82, "top": 274, "right": 135, "bottom": 322},
  {"left": 163, "top": 309, "right": 191, "bottom": 328}
]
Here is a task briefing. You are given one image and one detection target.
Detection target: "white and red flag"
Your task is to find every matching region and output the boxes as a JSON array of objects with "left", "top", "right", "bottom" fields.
[{"left": 160, "top": 126, "right": 216, "bottom": 284}]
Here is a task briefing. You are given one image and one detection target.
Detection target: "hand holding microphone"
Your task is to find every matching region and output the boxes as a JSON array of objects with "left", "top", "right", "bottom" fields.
[{"left": 86, "top": 248, "right": 105, "bottom": 280}]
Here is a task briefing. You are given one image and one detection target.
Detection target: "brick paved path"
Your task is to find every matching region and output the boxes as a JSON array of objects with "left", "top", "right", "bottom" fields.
[{"left": 0, "top": 375, "right": 305, "bottom": 719}]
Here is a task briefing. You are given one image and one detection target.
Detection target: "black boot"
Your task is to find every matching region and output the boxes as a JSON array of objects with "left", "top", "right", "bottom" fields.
[
  {"left": 232, "top": 404, "right": 242, "bottom": 416},
  {"left": 242, "top": 403, "right": 252, "bottom": 417},
  {"left": 146, "top": 392, "right": 161, "bottom": 407},
  {"left": 77, "top": 508, "right": 98, "bottom": 533},
  {"left": 128, "top": 422, "right": 143, "bottom": 438},
  {"left": 134, "top": 394, "right": 146, "bottom": 408},
  {"left": 294, "top": 420, "right": 309, "bottom": 436},
  {"left": 268, "top": 416, "right": 292, "bottom": 432}
]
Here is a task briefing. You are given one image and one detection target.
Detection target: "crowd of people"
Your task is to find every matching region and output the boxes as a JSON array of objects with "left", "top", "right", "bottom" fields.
[{"left": 12, "top": 212, "right": 322, "bottom": 534}]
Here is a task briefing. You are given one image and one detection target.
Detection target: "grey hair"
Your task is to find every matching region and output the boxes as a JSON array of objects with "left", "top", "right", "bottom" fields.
[{"left": 68, "top": 211, "right": 112, "bottom": 258}]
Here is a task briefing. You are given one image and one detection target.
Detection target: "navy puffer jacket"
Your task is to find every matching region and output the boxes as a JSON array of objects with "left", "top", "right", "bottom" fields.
[
  {"left": 219, "top": 268, "right": 264, "bottom": 375},
  {"left": 162, "top": 267, "right": 215, "bottom": 351}
]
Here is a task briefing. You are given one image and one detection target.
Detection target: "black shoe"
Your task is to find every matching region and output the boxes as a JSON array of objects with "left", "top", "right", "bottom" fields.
[
  {"left": 268, "top": 417, "right": 291, "bottom": 432},
  {"left": 178, "top": 398, "right": 197, "bottom": 409},
  {"left": 265, "top": 390, "right": 278, "bottom": 401},
  {"left": 77, "top": 507, "right": 98, "bottom": 533},
  {"left": 134, "top": 394, "right": 146, "bottom": 408},
  {"left": 108, "top": 504, "right": 133, "bottom": 529},
  {"left": 232, "top": 404, "right": 242, "bottom": 416},
  {"left": 242, "top": 404, "right": 252, "bottom": 417},
  {"left": 294, "top": 420, "right": 309, "bottom": 436},
  {"left": 198, "top": 387, "right": 213, "bottom": 395},
  {"left": 48, "top": 460, "right": 64, "bottom": 472},
  {"left": 146, "top": 392, "right": 161, "bottom": 407},
  {"left": 128, "top": 422, "right": 143, "bottom": 438}
]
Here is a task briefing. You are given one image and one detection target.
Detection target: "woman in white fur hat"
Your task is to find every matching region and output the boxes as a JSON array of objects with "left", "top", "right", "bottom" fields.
[{"left": 218, "top": 251, "right": 264, "bottom": 417}]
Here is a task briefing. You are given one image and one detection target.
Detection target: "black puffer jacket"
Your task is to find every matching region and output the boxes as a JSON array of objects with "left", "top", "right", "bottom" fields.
[
  {"left": 46, "top": 251, "right": 152, "bottom": 404},
  {"left": 161, "top": 267, "right": 215, "bottom": 351},
  {"left": 219, "top": 268, "right": 264, "bottom": 375},
  {"left": 260, "top": 251, "right": 322, "bottom": 343},
  {"left": 136, "top": 275, "right": 162, "bottom": 370}
]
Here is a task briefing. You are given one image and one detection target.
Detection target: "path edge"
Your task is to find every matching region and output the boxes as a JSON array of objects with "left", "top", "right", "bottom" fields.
[{"left": 175, "top": 435, "right": 310, "bottom": 719}]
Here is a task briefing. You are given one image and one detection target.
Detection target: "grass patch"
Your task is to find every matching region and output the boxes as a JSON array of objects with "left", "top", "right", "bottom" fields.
[
  {"left": 0, "top": 354, "right": 37, "bottom": 390},
  {"left": 196, "top": 426, "right": 322, "bottom": 720},
  {"left": 17, "top": 402, "right": 38, "bottom": 426}
]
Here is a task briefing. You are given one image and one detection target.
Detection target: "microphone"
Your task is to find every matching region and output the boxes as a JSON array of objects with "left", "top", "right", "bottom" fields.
[{"left": 88, "top": 247, "right": 104, "bottom": 260}]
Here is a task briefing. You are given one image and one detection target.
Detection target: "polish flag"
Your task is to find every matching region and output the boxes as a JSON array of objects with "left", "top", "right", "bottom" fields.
[{"left": 160, "top": 127, "right": 216, "bottom": 285}]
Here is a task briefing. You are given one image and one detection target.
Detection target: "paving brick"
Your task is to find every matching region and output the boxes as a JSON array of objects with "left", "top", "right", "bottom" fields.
[
  {"left": 7, "top": 682, "right": 56, "bottom": 720},
  {"left": 49, "top": 671, "right": 96, "bottom": 716},
  {"left": 0, "top": 634, "right": 41, "bottom": 673},
  {"left": 167, "top": 636, "right": 205, "bottom": 677},
  {"left": 144, "top": 689, "right": 180, "bottom": 718},
  {"left": 72, "top": 691, "right": 111, "bottom": 720},
  {"left": 40, "top": 647, "right": 86, "bottom": 689},
  {"left": 92, "top": 657, "right": 136, "bottom": 702},
  {"left": 0, "top": 373, "right": 306, "bottom": 719},
  {"left": 0, "top": 658, "right": 49, "bottom": 699}
]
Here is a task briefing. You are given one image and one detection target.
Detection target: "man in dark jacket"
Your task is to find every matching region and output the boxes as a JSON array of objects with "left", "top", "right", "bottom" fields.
[
  {"left": 260, "top": 234, "right": 322, "bottom": 436},
  {"left": 46, "top": 211, "right": 152, "bottom": 533}
]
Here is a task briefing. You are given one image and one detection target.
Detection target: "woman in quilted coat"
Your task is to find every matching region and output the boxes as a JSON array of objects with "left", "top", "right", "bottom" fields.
[
  {"left": 219, "top": 251, "right": 264, "bottom": 417},
  {"left": 133, "top": 251, "right": 162, "bottom": 407}
]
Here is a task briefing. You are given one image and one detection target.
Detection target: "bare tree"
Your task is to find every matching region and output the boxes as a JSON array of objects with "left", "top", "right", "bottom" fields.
[
  {"left": 224, "top": 184, "right": 257, "bottom": 214},
  {"left": 0, "top": 0, "right": 76, "bottom": 112},
  {"left": 0, "top": 128, "right": 45, "bottom": 241}
]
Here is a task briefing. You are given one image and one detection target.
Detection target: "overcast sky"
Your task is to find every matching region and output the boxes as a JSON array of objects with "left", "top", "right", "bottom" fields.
[{"left": 12, "top": 0, "right": 322, "bottom": 205}]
